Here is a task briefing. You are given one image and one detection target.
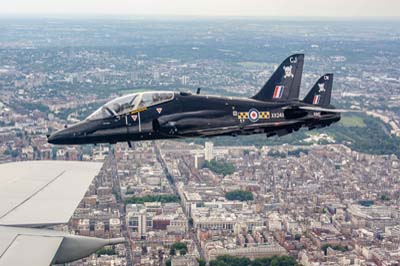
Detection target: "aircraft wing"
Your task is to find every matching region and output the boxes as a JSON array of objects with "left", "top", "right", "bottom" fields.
[
  {"left": 0, "top": 226, "right": 64, "bottom": 266},
  {"left": 0, "top": 160, "right": 102, "bottom": 226},
  {"left": 0, "top": 160, "right": 112, "bottom": 266},
  {"left": 180, "top": 120, "right": 302, "bottom": 135},
  {"left": 0, "top": 225, "right": 124, "bottom": 266}
]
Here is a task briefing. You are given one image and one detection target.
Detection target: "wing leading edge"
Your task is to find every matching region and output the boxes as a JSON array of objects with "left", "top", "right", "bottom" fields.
[
  {"left": 0, "top": 161, "right": 102, "bottom": 226},
  {"left": 0, "top": 161, "right": 125, "bottom": 265}
]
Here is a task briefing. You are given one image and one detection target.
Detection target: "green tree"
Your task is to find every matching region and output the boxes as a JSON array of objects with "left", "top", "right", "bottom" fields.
[
  {"left": 203, "top": 159, "right": 235, "bottom": 176},
  {"left": 322, "top": 244, "right": 349, "bottom": 255},
  {"left": 198, "top": 258, "right": 206, "bottom": 266},
  {"left": 358, "top": 200, "right": 374, "bottom": 207},
  {"left": 96, "top": 247, "right": 116, "bottom": 256},
  {"left": 124, "top": 194, "right": 180, "bottom": 205},
  {"left": 170, "top": 242, "right": 188, "bottom": 256},
  {"left": 380, "top": 194, "right": 390, "bottom": 201},
  {"left": 225, "top": 190, "right": 254, "bottom": 201},
  {"left": 209, "top": 255, "right": 297, "bottom": 266},
  {"left": 267, "top": 150, "right": 287, "bottom": 158}
]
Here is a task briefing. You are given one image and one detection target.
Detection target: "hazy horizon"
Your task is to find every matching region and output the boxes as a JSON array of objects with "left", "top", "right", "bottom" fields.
[
  {"left": 1, "top": 0, "right": 400, "bottom": 17},
  {"left": 1, "top": 14, "right": 400, "bottom": 22}
]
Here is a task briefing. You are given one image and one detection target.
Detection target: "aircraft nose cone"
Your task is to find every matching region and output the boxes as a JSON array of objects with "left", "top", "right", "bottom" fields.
[
  {"left": 47, "top": 130, "right": 64, "bottom": 144},
  {"left": 48, "top": 121, "right": 98, "bottom": 145},
  {"left": 48, "top": 123, "right": 84, "bottom": 145}
]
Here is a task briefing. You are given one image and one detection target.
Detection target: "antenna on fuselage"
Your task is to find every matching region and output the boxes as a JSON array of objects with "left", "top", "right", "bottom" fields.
[{"left": 196, "top": 88, "right": 201, "bottom": 94}]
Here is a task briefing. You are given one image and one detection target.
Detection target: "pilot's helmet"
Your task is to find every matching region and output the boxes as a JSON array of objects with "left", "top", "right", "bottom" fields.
[
  {"left": 112, "top": 103, "right": 121, "bottom": 113},
  {"left": 152, "top": 93, "right": 161, "bottom": 102}
]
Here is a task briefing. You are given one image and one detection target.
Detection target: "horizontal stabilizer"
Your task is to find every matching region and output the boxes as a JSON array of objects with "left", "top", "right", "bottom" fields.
[{"left": 298, "top": 106, "right": 361, "bottom": 113}]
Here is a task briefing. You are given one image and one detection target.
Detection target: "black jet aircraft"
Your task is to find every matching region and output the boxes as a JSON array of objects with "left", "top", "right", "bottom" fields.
[{"left": 48, "top": 54, "right": 344, "bottom": 147}]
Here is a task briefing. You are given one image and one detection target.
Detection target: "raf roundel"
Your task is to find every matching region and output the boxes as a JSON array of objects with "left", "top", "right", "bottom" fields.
[{"left": 248, "top": 108, "right": 260, "bottom": 122}]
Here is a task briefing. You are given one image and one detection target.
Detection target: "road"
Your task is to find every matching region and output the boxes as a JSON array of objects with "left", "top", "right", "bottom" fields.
[
  {"left": 154, "top": 142, "right": 205, "bottom": 260},
  {"left": 106, "top": 151, "right": 134, "bottom": 266}
]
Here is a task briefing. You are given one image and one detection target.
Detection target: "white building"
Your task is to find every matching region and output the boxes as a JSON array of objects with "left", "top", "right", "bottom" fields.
[
  {"left": 206, "top": 243, "right": 287, "bottom": 261},
  {"left": 126, "top": 204, "right": 149, "bottom": 238},
  {"left": 205, "top": 142, "right": 214, "bottom": 161}
]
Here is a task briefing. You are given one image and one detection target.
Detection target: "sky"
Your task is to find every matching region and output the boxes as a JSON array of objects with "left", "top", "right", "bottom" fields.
[{"left": 1, "top": 0, "right": 400, "bottom": 17}]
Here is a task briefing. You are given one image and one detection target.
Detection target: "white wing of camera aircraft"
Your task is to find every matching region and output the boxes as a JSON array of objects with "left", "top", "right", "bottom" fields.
[{"left": 0, "top": 161, "right": 125, "bottom": 266}]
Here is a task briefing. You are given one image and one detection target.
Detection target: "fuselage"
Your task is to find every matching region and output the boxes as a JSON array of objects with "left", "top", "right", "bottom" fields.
[{"left": 47, "top": 91, "right": 340, "bottom": 145}]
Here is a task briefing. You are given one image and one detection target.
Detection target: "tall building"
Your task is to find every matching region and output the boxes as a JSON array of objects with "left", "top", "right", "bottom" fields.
[
  {"left": 205, "top": 142, "right": 214, "bottom": 161},
  {"left": 181, "top": 75, "right": 189, "bottom": 85},
  {"left": 153, "top": 71, "right": 160, "bottom": 81},
  {"left": 126, "top": 204, "right": 148, "bottom": 239},
  {"left": 194, "top": 154, "right": 205, "bottom": 169}
]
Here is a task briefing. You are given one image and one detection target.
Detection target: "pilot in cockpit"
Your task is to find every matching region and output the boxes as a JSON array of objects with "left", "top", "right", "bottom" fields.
[{"left": 152, "top": 93, "right": 161, "bottom": 102}]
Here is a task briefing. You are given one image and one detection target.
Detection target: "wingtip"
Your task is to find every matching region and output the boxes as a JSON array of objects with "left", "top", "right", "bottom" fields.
[{"left": 106, "top": 237, "right": 126, "bottom": 245}]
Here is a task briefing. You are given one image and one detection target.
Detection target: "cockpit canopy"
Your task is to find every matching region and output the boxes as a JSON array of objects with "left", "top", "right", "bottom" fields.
[{"left": 87, "top": 91, "right": 174, "bottom": 120}]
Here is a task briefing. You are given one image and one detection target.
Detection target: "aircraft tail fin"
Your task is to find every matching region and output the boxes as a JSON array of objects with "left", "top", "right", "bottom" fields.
[
  {"left": 252, "top": 54, "right": 304, "bottom": 101},
  {"left": 303, "top": 74, "right": 333, "bottom": 107}
]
